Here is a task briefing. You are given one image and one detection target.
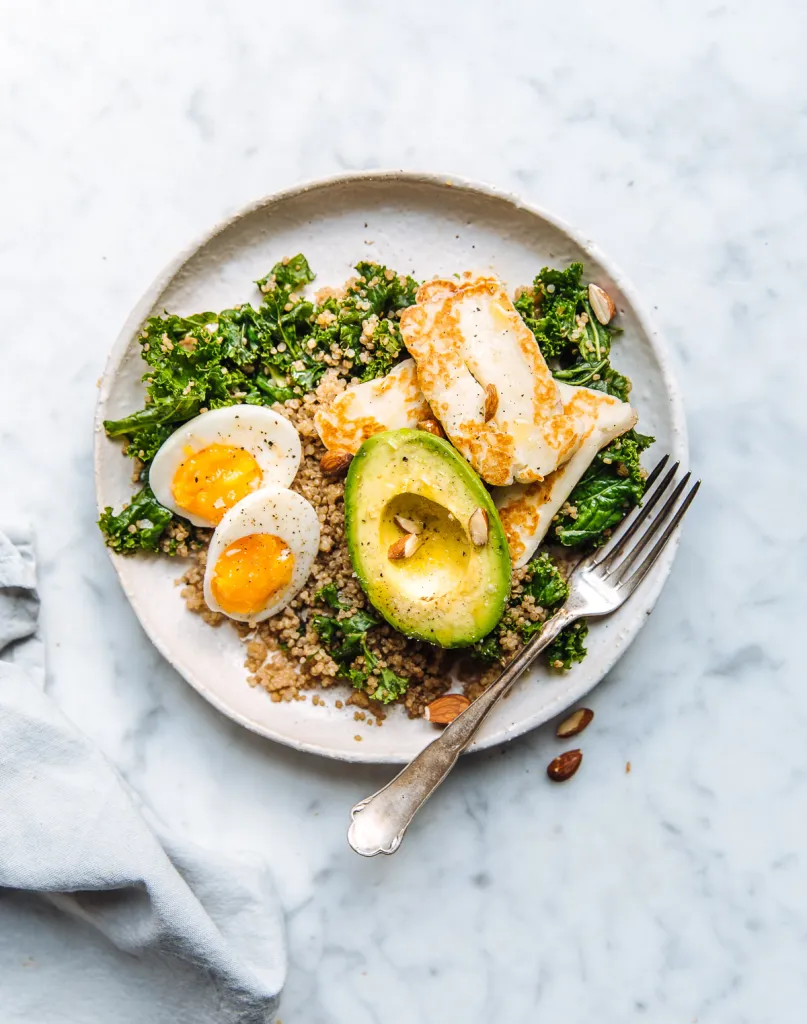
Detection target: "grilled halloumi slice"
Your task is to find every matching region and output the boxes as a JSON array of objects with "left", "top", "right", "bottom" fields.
[
  {"left": 493, "top": 382, "right": 638, "bottom": 568},
  {"left": 399, "top": 275, "right": 582, "bottom": 487},
  {"left": 314, "top": 357, "right": 433, "bottom": 453}
]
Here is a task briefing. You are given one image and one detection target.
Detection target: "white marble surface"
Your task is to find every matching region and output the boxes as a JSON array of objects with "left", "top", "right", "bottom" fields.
[{"left": 2, "top": 1, "right": 806, "bottom": 1020}]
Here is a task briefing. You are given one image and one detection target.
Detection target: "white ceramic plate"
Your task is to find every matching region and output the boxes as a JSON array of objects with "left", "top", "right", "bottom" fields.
[{"left": 95, "top": 171, "right": 687, "bottom": 763}]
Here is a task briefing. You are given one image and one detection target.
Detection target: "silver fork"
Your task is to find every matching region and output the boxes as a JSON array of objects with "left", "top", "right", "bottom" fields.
[{"left": 347, "top": 457, "right": 699, "bottom": 857}]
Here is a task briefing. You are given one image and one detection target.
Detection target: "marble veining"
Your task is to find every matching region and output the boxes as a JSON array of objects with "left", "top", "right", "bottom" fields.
[{"left": 2, "top": 0, "right": 806, "bottom": 1020}]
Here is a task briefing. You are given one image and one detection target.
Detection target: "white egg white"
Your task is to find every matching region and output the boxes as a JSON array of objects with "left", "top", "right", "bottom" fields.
[
  {"left": 203, "top": 487, "right": 321, "bottom": 622},
  {"left": 149, "top": 405, "right": 302, "bottom": 526}
]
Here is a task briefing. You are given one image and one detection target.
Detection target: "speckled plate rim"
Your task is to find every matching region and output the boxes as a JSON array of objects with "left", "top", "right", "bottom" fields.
[{"left": 94, "top": 170, "right": 688, "bottom": 763}]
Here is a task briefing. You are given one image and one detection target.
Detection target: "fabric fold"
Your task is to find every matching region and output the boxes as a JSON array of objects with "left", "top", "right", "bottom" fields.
[{"left": 0, "top": 528, "right": 284, "bottom": 1024}]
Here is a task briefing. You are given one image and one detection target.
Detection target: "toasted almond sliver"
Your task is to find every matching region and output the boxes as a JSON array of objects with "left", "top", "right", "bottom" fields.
[
  {"left": 556, "top": 707, "right": 594, "bottom": 739},
  {"left": 394, "top": 514, "right": 421, "bottom": 535},
  {"left": 320, "top": 449, "right": 354, "bottom": 475},
  {"left": 388, "top": 533, "right": 421, "bottom": 560},
  {"left": 483, "top": 383, "right": 498, "bottom": 422},
  {"left": 588, "top": 283, "right": 616, "bottom": 325},
  {"left": 417, "top": 418, "right": 446, "bottom": 439},
  {"left": 468, "top": 507, "right": 489, "bottom": 546}
]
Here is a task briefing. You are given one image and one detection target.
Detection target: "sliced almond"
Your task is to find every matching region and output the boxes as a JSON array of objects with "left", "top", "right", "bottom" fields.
[
  {"left": 588, "top": 283, "right": 616, "bottom": 325},
  {"left": 417, "top": 418, "right": 446, "bottom": 439},
  {"left": 547, "top": 749, "right": 583, "bottom": 782},
  {"left": 394, "top": 514, "right": 421, "bottom": 535},
  {"left": 555, "top": 707, "right": 594, "bottom": 739},
  {"left": 468, "top": 507, "right": 489, "bottom": 547},
  {"left": 483, "top": 383, "right": 498, "bottom": 422},
  {"left": 320, "top": 449, "right": 353, "bottom": 475},
  {"left": 388, "top": 533, "right": 420, "bottom": 560},
  {"left": 424, "top": 693, "right": 471, "bottom": 724}
]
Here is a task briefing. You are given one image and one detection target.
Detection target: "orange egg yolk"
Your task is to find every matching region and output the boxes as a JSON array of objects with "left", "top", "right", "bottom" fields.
[
  {"left": 172, "top": 444, "right": 262, "bottom": 524},
  {"left": 210, "top": 533, "right": 294, "bottom": 617}
]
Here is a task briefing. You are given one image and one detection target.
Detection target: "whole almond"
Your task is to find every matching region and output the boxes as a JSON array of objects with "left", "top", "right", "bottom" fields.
[
  {"left": 418, "top": 418, "right": 446, "bottom": 439},
  {"left": 555, "top": 707, "right": 594, "bottom": 739},
  {"left": 320, "top": 449, "right": 353, "bottom": 475},
  {"left": 547, "top": 749, "right": 583, "bottom": 782},
  {"left": 424, "top": 693, "right": 471, "bottom": 724},
  {"left": 394, "top": 514, "right": 421, "bottom": 535},
  {"left": 388, "top": 533, "right": 420, "bottom": 560},
  {"left": 483, "top": 383, "right": 499, "bottom": 422},
  {"left": 468, "top": 507, "right": 489, "bottom": 546},
  {"left": 588, "top": 283, "right": 616, "bottom": 325}
]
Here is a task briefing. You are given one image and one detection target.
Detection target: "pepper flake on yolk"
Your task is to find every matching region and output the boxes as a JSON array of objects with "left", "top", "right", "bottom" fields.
[
  {"left": 210, "top": 533, "right": 294, "bottom": 617},
  {"left": 171, "top": 444, "right": 262, "bottom": 524}
]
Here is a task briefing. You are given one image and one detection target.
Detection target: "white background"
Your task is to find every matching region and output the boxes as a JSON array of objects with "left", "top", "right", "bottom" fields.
[{"left": 2, "top": 2, "right": 806, "bottom": 1021}]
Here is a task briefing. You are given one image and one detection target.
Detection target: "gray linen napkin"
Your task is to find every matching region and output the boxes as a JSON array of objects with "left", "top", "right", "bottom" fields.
[{"left": 0, "top": 528, "right": 285, "bottom": 1023}]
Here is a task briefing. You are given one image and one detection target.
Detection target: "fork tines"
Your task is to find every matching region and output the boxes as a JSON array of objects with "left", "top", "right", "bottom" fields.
[{"left": 594, "top": 456, "right": 700, "bottom": 594}]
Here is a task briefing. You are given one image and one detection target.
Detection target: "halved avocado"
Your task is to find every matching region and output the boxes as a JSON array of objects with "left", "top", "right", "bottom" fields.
[{"left": 344, "top": 428, "right": 511, "bottom": 648}]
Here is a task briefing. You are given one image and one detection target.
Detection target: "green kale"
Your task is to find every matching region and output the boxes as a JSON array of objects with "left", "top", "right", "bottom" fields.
[
  {"left": 98, "top": 486, "right": 174, "bottom": 554},
  {"left": 518, "top": 555, "right": 577, "bottom": 651},
  {"left": 471, "top": 632, "right": 503, "bottom": 664},
  {"left": 514, "top": 264, "right": 629, "bottom": 401},
  {"left": 546, "top": 621, "right": 589, "bottom": 670},
  {"left": 471, "top": 553, "right": 576, "bottom": 668},
  {"left": 310, "top": 608, "right": 411, "bottom": 698},
  {"left": 359, "top": 317, "right": 405, "bottom": 383},
  {"left": 554, "top": 430, "right": 654, "bottom": 546},
  {"left": 370, "top": 667, "right": 409, "bottom": 705},
  {"left": 515, "top": 263, "right": 586, "bottom": 361},
  {"left": 311, "top": 614, "right": 341, "bottom": 646},
  {"left": 301, "top": 262, "right": 418, "bottom": 384},
  {"left": 314, "top": 582, "right": 349, "bottom": 611},
  {"left": 101, "top": 254, "right": 422, "bottom": 555},
  {"left": 522, "top": 553, "right": 569, "bottom": 609},
  {"left": 256, "top": 253, "right": 315, "bottom": 296}
]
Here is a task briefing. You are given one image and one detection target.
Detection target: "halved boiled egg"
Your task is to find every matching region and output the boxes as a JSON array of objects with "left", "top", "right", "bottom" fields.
[
  {"left": 203, "top": 487, "right": 320, "bottom": 622},
  {"left": 149, "top": 406, "right": 301, "bottom": 527}
]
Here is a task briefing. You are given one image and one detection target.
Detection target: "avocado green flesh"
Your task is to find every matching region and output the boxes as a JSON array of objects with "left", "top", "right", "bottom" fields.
[{"left": 344, "top": 429, "right": 511, "bottom": 648}]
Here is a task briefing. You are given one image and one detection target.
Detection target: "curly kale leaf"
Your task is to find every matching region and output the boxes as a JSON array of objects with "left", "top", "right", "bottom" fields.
[
  {"left": 98, "top": 486, "right": 174, "bottom": 554},
  {"left": 554, "top": 430, "right": 655, "bottom": 546},
  {"left": 303, "top": 262, "right": 418, "bottom": 383},
  {"left": 515, "top": 264, "right": 630, "bottom": 402},
  {"left": 546, "top": 621, "right": 589, "bottom": 670},
  {"left": 519, "top": 555, "right": 572, "bottom": 645},
  {"left": 314, "top": 582, "right": 349, "bottom": 611},
  {"left": 472, "top": 553, "right": 577, "bottom": 666},
  {"left": 312, "top": 608, "right": 410, "bottom": 700},
  {"left": 514, "top": 263, "right": 586, "bottom": 361},
  {"left": 370, "top": 667, "right": 409, "bottom": 705},
  {"left": 522, "top": 553, "right": 569, "bottom": 609},
  {"left": 104, "top": 394, "right": 204, "bottom": 439},
  {"left": 256, "top": 253, "right": 314, "bottom": 297},
  {"left": 352, "top": 261, "right": 418, "bottom": 317},
  {"left": 122, "top": 424, "right": 174, "bottom": 468},
  {"left": 471, "top": 632, "right": 503, "bottom": 664},
  {"left": 359, "top": 318, "right": 406, "bottom": 382},
  {"left": 105, "top": 255, "right": 419, "bottom": 484}
]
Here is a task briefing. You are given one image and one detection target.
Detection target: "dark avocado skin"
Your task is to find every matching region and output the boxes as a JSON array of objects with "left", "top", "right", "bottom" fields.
[{"left": 344, "top": 428, "right": 511, "bottom": 648}]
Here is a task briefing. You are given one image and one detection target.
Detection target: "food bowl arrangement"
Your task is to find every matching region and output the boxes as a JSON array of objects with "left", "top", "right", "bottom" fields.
[{"left": 94, "top": 171, "right": 687, "bottom": 763}]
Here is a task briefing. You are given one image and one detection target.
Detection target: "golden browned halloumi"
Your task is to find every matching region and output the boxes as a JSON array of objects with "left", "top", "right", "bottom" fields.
[
  {"left": 314, "top": 358, "right": 433, "bottom": 454},
  {"left": 493, "top": 382, "right": 638, "bottom": 567},
  {"left": 399, "top": 275, "right": 582, "bottom": 487}
]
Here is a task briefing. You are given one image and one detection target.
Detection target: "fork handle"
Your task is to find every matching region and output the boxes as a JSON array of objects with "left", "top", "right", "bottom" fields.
[{"left": 347, "top": 609, "right": 574, "bottom": 857}]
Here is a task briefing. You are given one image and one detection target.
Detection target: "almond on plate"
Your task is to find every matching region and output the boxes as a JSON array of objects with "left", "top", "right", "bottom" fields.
[
  {"left": 320, "top": 449, "right": 353, "bottom": 475},
  {"left": 424, "top": 694, "right": 471, "bottom": 724}
]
